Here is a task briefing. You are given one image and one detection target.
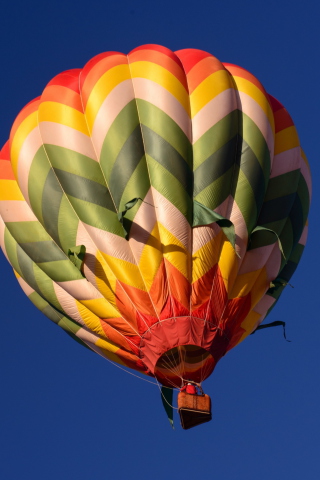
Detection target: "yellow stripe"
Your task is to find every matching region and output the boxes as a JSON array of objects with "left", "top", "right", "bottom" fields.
[
  {"left": 218, "top": 241, "right": 239, "bottom": 297},
  {"left": 192, "top": 231, "right": 224, "bottom": 283},
  {"left": 38, "top": 102, "right": 89, "bottom": 135},
  {"left": 190, "top": 70, "right": 232, "bottom": 117},
  {"left": 13, "top": 270, "right": 21, "bottom": 279},
  {"left": 230, "top": 268, "right": 265, "bottom": 298},
  {"left": 130, "top": 61, "right": 190, "bottom": 114},
  {"left": 231, "top": 76, "right": 275, "bottom": 131},
  {"left": 95, "top": 337, "right": 121, "bottom": 353},
  {"left": 94, "top": 250, "right": 119, "bottom": 309},
  {"left": 158, "top": 222, "right": 189, "bottom": 279},
  {"left": 274, "top": 126, "right": 300, "bottom": 155},
  {"left": 236, "top": 310, "right": 261, "bottom": 345},
  {"left": 76, "top": 300, "right": 109, "bottom": 337},
  {"left": 11, "top": 112, "right": 38, "bottom": 178},
  {"left": 79, "top": 297, "right": 122, "bottom": 320},
  {"left": 85, "top": 64, "right": 132, "bottom": 131},
  {"left": 0, "top": 179, "right": 24, "bottom": 201},
  {"left": 139, "top": 224, "right": 163, "bottom": 290},
  {"left": 100, "top": 252, "right": 146, "bottom": 290}
]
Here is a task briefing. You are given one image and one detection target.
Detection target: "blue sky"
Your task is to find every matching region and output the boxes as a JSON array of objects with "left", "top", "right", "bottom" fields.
[{"left": 0, "top": 1, "right": 319, "bottom": 479}]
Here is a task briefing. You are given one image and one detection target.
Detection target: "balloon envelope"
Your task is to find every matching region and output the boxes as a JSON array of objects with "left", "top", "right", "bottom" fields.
[{"left": 0, "top": 45, "right": 311, "bottom": 387}]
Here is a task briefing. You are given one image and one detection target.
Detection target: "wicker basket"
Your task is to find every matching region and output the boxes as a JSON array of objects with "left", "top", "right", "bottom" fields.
[{"left": 178, "top": 392, "right": 212, "bottom": 430}]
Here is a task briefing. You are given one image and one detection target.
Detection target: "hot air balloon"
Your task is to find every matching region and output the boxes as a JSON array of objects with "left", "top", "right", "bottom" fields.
[{"left": 0, "top": 45, "right": 311, "bottom": 429}]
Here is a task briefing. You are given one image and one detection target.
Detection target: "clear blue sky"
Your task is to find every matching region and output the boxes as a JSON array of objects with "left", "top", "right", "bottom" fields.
[{"left": 0, "top": 1, "right": 319, "bottom": 479}]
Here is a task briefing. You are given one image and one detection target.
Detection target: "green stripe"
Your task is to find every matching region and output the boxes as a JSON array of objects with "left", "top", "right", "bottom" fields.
[
  {"left": 289, "top": 241, "right": 304, "bottom": 265},
  {"left": 258, "top": 219, "right": 287, "bottom": 238},
  {"left": 100, "top": 100, "right": 140, "bottom": 181},
  {"left": 137, "top": 99, "right": 192, "bottom": 166},
  {"left": 33, "top": 265, "right": 61, "bottom": 310},
  {"left": 16, "top": 246, "right": 39, "bottom": 293},
  {"left": 109, "top": 125, "right": 145, "bottom": 208},
  {"left": 242, "top": 114, "right": 270, "bottom": 182},
  {"left": 278, "top": 220, "right": 294, "bottom": 265},
  {"left": 193, "top": 136, "right": 238, "bottom": 197},
  {"left": 37, "top": 260, "right": 83, "bottom": 282},
  {"left": 296, "top": 176, "right": 310, "bottom": 224},
  {"left": 192, "top": 110, "right": 239, "bottom": 170},
  {"left": 4, "top": 229, "right": 22, "bottom": 276},
  {"left": 258, "top": 193, "right": 296, "bottom": 226},
  {"left": 118, "top": 157, "right": 151, "bottom": 218},
  {"left": 289, "top": 196, "right": 304, "bottom": 247},
  {"left": 42, "top": 168, "right": 64, "bottom": 247},
  {"left": 239, "top": 140, "right": 265, "bottom": 212},
  {"left": 54, "top": 168, "right": 115, "bottom": 211},
  {"left": 233, "top": 168, "right": 258, "bottom": 231},
  {"left": 66, "top": 196, "right": 123, "bottom": 235},
  {"left": 5, "top": 221, "right": 51, "bottom": 243},
  {"left": 264, "top": 170, "right": 301, "bottom": 202},
  {"left": 57, "top": 195, "right": 79, "bottom": 254},
  {"left": 193, "top": 167, "right": 233, "bottom": 210},
  {"left": 279, "top": 260, "right": 298, "bottom": 282},
  {"left": 248, "top": 228, "right": 279, "bottom": 250},
  {"left": 28, "top": 146, "right": 51, "bottom": 226},
  {"left": 146, "top": 155, "right": 192, "bottom": 223},
  {"left": 29, "top": 290, "right": 49, "bottom": 311},
  {"left": 142, "top": 125, "right": 193, "bottom": 196},
  {"left": 44, "top": 145, "right": 107, "bottom": 186},
  {"left": 19, "top": 241, "right": 66, "bottom": 263}
]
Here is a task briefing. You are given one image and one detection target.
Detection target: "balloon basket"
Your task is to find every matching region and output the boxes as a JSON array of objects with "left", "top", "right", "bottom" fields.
[{"left": 178, "top": 392, "right": 212, "bottom": 430}]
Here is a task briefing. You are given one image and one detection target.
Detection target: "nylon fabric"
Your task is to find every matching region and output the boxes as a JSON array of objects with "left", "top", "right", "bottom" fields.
[{"left": 0, "top": 45, "right": 311, "bottom": 386}]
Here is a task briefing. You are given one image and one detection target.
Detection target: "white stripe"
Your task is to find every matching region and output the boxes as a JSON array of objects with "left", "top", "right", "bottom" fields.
[
  {"left": 55, "top": 278, "right": 103, "bottom": 301},
  {"left": 0, "top": 200, "right": 38, "bottom": 223},
  {"left": 238, "top": 91, "right": 275, "bottom": 161},
  {"left": 133, "top": 78, "right": 191, "bottom": 140},
  {"left": 39, "top": 122, "right": 97, "bottom": 161},
  {"left": 152, "top": 187, "right": 191, "bottom": 251},
  {"left": 83, "top": 223, "right": 136, "bottom": 264},
  {"left": 270, "top": 147, "right": 301, "bottom": 178},
  {"left": 17, "top": 127, "right": 43, "bottom": 204},
  {"left": 91, "top": 79, "right": 135, "bottom": 158},
  {"left": 192, "top": 89, "right": 236, "bottom": 143}
]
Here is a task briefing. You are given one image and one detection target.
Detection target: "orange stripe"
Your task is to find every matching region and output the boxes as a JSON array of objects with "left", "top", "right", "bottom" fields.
[
  {"left": 186, "top": 55, "right": 227, "bottom": 93},
  {"left": 130, "top": 44, "right": 183, "bottom": 68},
  {"left": 128, "top": 48, "right": 188, "bottom": 91},
  {"left": 40, "top": 85, "right": 83, "bottom": 112},
  {"left": 81, "top": 54, "right": 127, "bottom": 109},
  {"left": 99, "top": 319, "right": 136, "bottom": 352},
  {"left": 10, "top": 98, "right": 39, "bottom": 141},
  {"left": 119, "top": 281, "right": 157, "bottom": 317},
  {"left": 175, "top": 48, "right": 212, "bottom": 74},
  {"left": 148, "top": 260, "right": 171, "bottom": 317},
  {"left": 223, "top": 63, "right": 267, "bottom": 96},
  {"left": 0, "top": 159, "right": 15, "bottom": 180},
  {"left": 165, "top": 259, "right": 191, "bottom": 312}
]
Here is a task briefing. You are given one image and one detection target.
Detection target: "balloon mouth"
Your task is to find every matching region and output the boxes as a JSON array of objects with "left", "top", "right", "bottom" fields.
[
  {"left": 139, "top": 316, "right": 229, "bottom": 387},
  {"left": 154, "top": 344, "right": 215, "bottom": 388}
]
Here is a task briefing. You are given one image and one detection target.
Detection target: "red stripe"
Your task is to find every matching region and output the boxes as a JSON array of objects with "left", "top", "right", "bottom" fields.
[
  {"left": 47, "top": 69, "right": 82, "bottom": 93},
  {"left": 10, "top": 98, "right": 40, "bottom": 145},
  {"left": 0, "top": 141, "right": 10, "bottom": 161},
  {"left": 175, "top": 48, "right": 212, "bottom": 74},
  {"left": 129, "top": 44, "right": 183, "bottom": 69}
]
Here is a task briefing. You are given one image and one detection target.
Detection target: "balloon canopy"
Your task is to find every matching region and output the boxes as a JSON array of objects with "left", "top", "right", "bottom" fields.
[{"left": 0, "top": 45, "right": 311, "bottom": 388}]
